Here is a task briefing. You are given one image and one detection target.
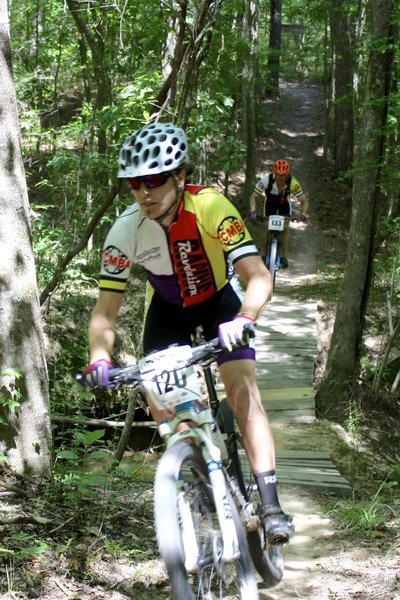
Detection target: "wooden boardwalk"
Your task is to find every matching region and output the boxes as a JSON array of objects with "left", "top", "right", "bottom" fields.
[
  {"left": 218, "top": 289, "right": 352, "bottom": 497},
  {"left": 256, "top": 291, "right": 351, "bottom": 496}
]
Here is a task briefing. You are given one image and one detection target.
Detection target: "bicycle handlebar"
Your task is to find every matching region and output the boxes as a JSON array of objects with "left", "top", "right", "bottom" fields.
[{"left": 77, "top": 327, "right": 255, "bottom": 389}]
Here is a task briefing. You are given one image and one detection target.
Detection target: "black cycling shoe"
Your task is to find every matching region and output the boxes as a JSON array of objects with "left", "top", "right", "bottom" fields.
[
  {"left": 260, "top": 505, "right": 294, "bottom": 544},
  {"left": 280, "top": 256, "right": 289, "bottom": 269}
]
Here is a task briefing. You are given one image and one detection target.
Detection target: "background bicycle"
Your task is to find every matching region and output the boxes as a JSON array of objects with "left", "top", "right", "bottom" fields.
[
  {"left": 264, "top": 213, "right": 287, "bottom": 290},
  {"left": 248, "top": 212, "right": 307, "bottom": 294}
]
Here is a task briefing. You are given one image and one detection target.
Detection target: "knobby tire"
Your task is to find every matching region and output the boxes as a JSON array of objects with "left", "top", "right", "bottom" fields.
[
  {"left": 268, "top": 238, "right": 278, "bottom": 292},
  {"left": 154, "top": 441, "right": 259, "bottom": 600},
  {"left": 217, "top": 399, "right": 285, "bottom": 588}
]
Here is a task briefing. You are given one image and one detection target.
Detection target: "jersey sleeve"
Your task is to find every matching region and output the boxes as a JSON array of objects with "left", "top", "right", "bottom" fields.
[
  {"left": 254, "top": 175, "right": 270, "bottom": 196},
  {"left": 290, "top": 176, "right": 304, "bottom": 197},
  {"left": 98, "top": 206, "right": 136, "bottom": 293},
  {"left": 197, "top": 188, "right": 259, "bottom": 264}
]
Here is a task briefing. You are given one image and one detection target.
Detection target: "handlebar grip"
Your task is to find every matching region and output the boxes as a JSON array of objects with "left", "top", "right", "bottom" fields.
[
  {"left": 243, "top": 323, "right": 256, "bottom": 338},
  {"left": 75, "top": 369, "right": 120, "bottom": 386}
]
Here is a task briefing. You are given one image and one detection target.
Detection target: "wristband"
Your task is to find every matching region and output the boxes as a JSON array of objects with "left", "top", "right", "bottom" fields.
[{"left": 236, "top": 313, "right": 256, "bottom": 323}]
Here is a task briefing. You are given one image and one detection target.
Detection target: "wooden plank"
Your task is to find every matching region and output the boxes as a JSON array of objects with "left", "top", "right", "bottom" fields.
[
  {"left": 262, "top": 399, "right": 315, "bottom": 410},
  {"left": 260, "top": 387, "right": 314, "bottom": 400},
  {"left": 235, "top": 450, "right": 352, "bottom": 496},
  {"left": 276, "top": 467, "right": 348, "bottom": 482},
  {"left": 256, "top": 372, "right": 315, "bottom": 381},
  {"left": 276, "top": 450, "right": 333, "bottom": 459},
  {"left": 217, "top": 388, "right": 315, "bottom": 406},
  {"left": 258, "top": 378, "right": 315, "bottom": 386},
  {"left": 256, "top": 347, "right": 316, "bottom": 355},
  {"left": 255, "top": 356, "right": 316, "bottom": 365},
  {"left": 277, "top": 460, "right": 335, "bottom": 468},
  {"left": 268, "top": 412, "right": 316, "bottom": 422}
]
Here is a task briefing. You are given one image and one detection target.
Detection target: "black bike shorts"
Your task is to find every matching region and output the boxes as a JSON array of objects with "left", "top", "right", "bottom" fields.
[
  {"left": 142, "top": 283, "right": 256, "bottom": 365},
  {"left": 264, "top": 196, "right": 291, "bottom": 217}
]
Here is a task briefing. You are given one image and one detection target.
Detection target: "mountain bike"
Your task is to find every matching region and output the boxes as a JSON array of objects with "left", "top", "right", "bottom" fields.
[
  {"left": 264, "top": 213, "right": 287, "bottom": 291},
  {"left": 80, "top": 336, "right": 287, "bottom": 598}
]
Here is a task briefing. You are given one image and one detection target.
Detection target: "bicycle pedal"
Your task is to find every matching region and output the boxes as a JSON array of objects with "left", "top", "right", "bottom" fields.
[
  {"left": 240, "top": 502, "right": 258, "bottom": 532},
  {"left": 241, "top": 514, "right": 259, "bottom": 532}
]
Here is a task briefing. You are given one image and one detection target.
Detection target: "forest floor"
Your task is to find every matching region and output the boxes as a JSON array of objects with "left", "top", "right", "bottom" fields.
[{"left": 1, "top": 81, "right": 400, "bottom": 600}]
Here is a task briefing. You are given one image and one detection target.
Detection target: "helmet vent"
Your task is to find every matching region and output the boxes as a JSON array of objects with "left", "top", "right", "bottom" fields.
[{"left": 117, "top": 122, "right": 189, "bottom": 178}]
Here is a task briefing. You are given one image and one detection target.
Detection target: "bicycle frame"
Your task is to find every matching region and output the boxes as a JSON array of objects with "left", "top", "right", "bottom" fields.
[
  {"left": 102, "top": 341, "right": 242, "bottom": 565},
  {"left": 156, "top": 399, "right": 240, "bottom": 562},
  {"left": 264, "top": 214, "right": 288, "bottom": 291}
]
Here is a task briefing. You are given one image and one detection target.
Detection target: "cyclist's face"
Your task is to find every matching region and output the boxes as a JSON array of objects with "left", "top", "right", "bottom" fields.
[
  {"left": 131, "top": 171, "right": 185, "bottom": 221},
  {"left": 275, "top": 173, "right": 287, "bottom": 184}
]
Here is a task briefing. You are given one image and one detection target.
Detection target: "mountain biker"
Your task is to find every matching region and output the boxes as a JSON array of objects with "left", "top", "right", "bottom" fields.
[
  {"left": 249, "top": 158, "right": 310, "bottom": 269},
  {"left": 82, "top": 122, "right": 294, "bottom": 544}
]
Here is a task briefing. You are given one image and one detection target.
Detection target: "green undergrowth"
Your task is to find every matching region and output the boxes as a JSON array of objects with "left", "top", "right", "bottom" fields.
[{"left": 0, "top": 450, "right": 162, "bottom": 597}]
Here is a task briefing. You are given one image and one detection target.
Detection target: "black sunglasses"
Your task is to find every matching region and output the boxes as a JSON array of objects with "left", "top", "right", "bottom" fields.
[{"left": 127, "top": 172, "right": 173, "bottom": 190}]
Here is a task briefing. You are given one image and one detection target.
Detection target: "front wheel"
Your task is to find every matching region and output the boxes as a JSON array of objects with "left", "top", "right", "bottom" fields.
[
  {"left": 268, "top": 238, "right": 279, "bottom": 291},
  {"left": 217, "top": 399, "right": 285, "bottom": 588},
  {"left": 154, "top": 441, "right": 259, "bottom": 600}
]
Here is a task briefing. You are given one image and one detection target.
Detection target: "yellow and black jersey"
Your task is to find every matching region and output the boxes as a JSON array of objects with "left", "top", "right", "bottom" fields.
[
  {"left": 99, "top": 185, "right": 258, "bottom": 307},
  {"left": 254, "top": 173, "right": 303, "bottom": 201}
]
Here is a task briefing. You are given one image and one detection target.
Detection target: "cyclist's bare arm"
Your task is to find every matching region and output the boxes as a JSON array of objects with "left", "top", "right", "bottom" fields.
[
  {"left": 234, "top": 255, "right": 272, "bottom": 319},
  {"left": 88, "top": 290, "right": 124, "bottom": 363},
  {"left": 300, "top": 192, "right": 310, "bottom": 215},
  {"left": 249, "top": 190, "right": 261, "bottom": 213}
]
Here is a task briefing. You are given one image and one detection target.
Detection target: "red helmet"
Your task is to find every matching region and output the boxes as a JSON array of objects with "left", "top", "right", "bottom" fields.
[{"left": 273, "top": 159, "right": 291, "bottom": 175}]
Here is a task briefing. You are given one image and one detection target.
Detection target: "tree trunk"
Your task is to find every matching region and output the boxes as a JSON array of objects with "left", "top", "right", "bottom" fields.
[
  {"left": 64, "top": 0, "right": 112, "bottom": 157},
  {"left": 0, "top": 1, "right": 51, "bottom": 475},
  {"left": 265, "top": 0, "right": 281, "bottom": 98},
  {"left": 176, "top": 0, "right": 223, "bottom": 126},
  {"left": 317, "top": 0, "right": 396, "bottom": 419},
  {"left": 156, "top": 0, "right": 188, "bottom": 114},
  {"left": 242, "top": 0, "right": 259, "bottom": 208},
  {"left": 331, "top": 0, "right": 354, "bottom": 176}
]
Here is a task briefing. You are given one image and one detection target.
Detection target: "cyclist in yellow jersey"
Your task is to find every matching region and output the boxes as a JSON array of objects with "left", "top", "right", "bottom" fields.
[
  {"left": 249, "top": 159, "right": 310, "bottom": 268},
  {"left": 82, "top": 123, "right": 294, "bottom": 543}
]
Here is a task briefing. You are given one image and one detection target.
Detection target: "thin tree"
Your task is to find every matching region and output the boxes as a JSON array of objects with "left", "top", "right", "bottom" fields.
[
  {"left": 242, "top": 0, "right": 260, "bottom": 206},
  {"left": 0, "top": 0, "right": 51, "bottom": 474},
  {"left": 317, "top": 0, "right": 396, "bottom": 419},
  {"left": 330, "top": 0, "right": 354, "bottom": 176},
  {"left": 265, "top": 0, "right": 282, "bottom": 98}
]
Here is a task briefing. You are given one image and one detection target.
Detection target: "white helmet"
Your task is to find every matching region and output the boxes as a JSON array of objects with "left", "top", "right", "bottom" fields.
[{"left": 117, "top": 122, "right": 189, "bottom": 178}]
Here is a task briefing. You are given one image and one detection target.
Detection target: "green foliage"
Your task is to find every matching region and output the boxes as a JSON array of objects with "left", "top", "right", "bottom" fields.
[
  {"left": 188, "top": 92, "right": 246, "bottom": 180},
  {"left": 329, "top": 482, "right": 399, "bottom": 533},
  {"left": 0, "top": 370, "right": 22, "bottom": 425},
  {"left": 345, "top": 399, "right": 362, "bottom": 436},
  {"left": 374, "top": 217, "right": 400, "bottom": 300}
]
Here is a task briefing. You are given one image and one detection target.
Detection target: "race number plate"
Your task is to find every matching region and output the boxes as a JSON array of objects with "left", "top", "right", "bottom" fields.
[
  {"left": 268, "top": 215, "right": 285, "bottom": 231},
  {"left": 139, "top": 345, "right": 201, "bottom": 408}
]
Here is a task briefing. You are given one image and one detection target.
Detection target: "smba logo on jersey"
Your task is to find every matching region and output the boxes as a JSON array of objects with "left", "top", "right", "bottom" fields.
[
  {"left": 102, "top": 246, "right": 132, "bottom": 274},
  {"left": 217, "top": 217, "right": 246, "bottom": 246}
]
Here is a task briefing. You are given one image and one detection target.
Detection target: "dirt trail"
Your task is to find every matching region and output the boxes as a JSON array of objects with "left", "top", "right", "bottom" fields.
[{"left": 251, "top": 81, "right": 399, "bottom": 600}]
